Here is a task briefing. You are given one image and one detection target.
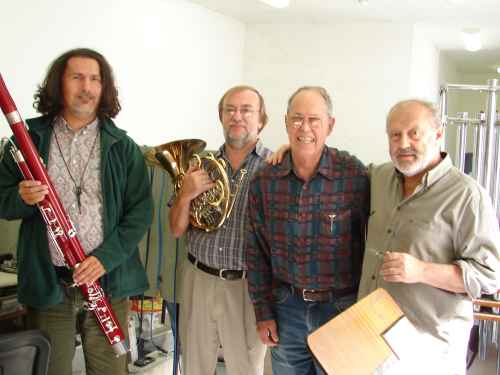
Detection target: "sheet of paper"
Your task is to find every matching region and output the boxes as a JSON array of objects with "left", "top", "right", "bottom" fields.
[{"left": 382, "top": 316, "right": 421, "bottom": 362}]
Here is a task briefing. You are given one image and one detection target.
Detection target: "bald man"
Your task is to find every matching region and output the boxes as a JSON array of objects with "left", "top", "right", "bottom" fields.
[{"left": 358, "top": 99, "right": 500, "bottom": 375}]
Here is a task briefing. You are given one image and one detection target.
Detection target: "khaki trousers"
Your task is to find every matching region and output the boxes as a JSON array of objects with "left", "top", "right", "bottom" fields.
[
  {"left": 179, "top": 259, "right": 266, "bottom": 375},
  {"left": 26, "top": 287, "right": 129, "bottom": 375}
]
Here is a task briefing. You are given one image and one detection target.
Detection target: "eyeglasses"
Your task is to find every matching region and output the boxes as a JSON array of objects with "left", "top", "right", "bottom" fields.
[
  {"left": 288, "top": 115, "right": 323, "bottom": 130},
  {"left": 223, "top": 107, "right": 257, "bottom": 118}
]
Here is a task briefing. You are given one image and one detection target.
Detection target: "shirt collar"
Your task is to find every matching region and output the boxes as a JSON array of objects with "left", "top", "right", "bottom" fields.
[
  {"left": 275, "top": 146, "right": 334, "bottom": 180},
  {"left": 423, "top": 152, "right": 453, "bottom": 187},
  {"left": 215, "top": 139, "right": 265, "bottom": 159},
  {"left": 54, "top": 115, "right": 99, "bottom": 134}
]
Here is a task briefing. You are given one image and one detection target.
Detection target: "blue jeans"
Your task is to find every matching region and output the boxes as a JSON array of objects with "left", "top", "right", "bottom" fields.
[{"left": 270, "top": 285, "right": 356, "bottom": 375}]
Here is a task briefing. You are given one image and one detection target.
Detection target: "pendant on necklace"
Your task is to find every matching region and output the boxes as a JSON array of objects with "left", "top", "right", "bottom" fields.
[{"left": 75, "top": 186, "right": 82, "bottom": 213}]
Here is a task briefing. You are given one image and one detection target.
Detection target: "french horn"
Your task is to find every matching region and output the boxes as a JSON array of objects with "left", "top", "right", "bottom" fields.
[{"left": 144, "top": 139, "right": 246, "bottom": 232}]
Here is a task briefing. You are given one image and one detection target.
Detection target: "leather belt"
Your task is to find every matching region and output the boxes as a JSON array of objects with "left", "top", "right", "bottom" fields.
[
  {"left": 188, "top": 253, "right": 246, "bottom": 281},
  {"left": 290, "top": 285, "right": 356, "bottom": 302}
]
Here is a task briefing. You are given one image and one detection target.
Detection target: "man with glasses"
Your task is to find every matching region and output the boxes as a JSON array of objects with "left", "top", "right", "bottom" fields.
[
  {"left": 246, "top": 86, "right": 370, "bottom": 374},
  {"left": 169, "top": 86, "right": 271, "bottom": 375}
]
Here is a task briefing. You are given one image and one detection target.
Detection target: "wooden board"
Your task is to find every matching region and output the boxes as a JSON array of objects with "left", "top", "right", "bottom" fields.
[{"left": 307, "top": 288, "right": 404, "bottom": 375}]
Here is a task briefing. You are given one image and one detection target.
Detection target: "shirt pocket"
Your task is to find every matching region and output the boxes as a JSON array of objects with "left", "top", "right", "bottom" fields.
[
  {"left": 319, "top": 208, "right": 352, "bottom": 240},
  {"left": 396, "top": 216, "right": 453, "bottom": 263},
  {"left": 408, "top": 218, "right": 434, "bottom": 231}
]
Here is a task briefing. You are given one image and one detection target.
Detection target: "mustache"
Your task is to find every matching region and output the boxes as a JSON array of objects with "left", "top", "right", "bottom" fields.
[
  {"left": 396, "top": 147, "right": 417, "bottom": 157},
  {"left": 229, "top": 123, "right": 247, "bottom": 129},
  {"left": 77, "top": 91, "right": 96, "bottom": 101}
]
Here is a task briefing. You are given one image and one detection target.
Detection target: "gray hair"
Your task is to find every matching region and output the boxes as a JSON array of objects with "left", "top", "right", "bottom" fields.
[
  {"left": 287, "top": 86, "right": 333, "bottom": 117},
  {"left": 386, "top": 99, "right": 441, "bottom": 131}
]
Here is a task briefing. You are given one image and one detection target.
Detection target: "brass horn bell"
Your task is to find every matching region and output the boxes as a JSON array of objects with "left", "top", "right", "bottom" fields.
[{"left": 145, "top": 139, "right": 244, "bottom": 232}]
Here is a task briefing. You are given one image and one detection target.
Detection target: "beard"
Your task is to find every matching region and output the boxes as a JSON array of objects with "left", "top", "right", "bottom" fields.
[
  {"left": 69, "top": 91, "right": 99, "bottom": 117},
  {"left": 224, "top": 126, "right": 253, "bottom": 149},
  {"left": 391, "top": 146, "right": 437, "bottom": 177}
]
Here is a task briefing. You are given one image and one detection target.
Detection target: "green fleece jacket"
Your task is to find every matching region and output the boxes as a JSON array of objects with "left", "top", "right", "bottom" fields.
[{"left": 0, "top": 115, "right": 152, "bottom": 308}]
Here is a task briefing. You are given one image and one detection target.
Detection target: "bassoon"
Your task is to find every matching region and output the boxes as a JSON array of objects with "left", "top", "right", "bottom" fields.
[{"left": 0, "top": 74, "right": 128, "bottom": 356}]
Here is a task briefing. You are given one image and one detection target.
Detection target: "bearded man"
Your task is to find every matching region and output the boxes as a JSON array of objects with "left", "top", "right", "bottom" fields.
[
  {"left": 169, "top": 86, "right": 270, "bottom": 375},
  {"left": 358, "top": 99, "right": 500, "bottom": 375}
]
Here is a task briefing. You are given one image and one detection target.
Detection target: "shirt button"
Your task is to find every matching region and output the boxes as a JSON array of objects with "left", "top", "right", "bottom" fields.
[
  {"left": 73, "top": 160, "right": 77, "bottom": 164},
  {"left": 387, "top": 229, "right": 392, "bottom": 234},
  {"left": 219, "top": 247, "right": 223, "bottom": 252}
]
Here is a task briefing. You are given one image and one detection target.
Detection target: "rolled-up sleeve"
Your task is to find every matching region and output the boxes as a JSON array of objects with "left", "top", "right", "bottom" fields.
[{"left": 455, "top": 186, "right": 500, "bottom": 298}]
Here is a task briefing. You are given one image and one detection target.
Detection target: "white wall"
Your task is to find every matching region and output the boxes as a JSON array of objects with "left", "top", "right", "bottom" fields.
[
  {"left": 0, "top": 0, "right": 245, "bottom": 149},
  {"left": 243, "top": 22, "right": 414, "bottom": 165},
  {"left": 1, "top": 1, "right": 452, "bottom": 166},
  {"left": 409, "top": 25, "right": 440, "bottom": 102},
  {"left": 438, "top": 53, "right": 463, "bottom": 156},
  {"left": 438, "top": 54, "right": 462, "bottom": 88}
]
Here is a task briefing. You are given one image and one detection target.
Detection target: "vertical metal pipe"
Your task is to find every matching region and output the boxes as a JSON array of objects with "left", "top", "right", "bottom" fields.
[
  {"left": 473, "top": 111, "right": 486, "bottom": 181},
  {"left": 492, "top": 117, "right": 500, "bottom": 213},
  {"left": 439, "top": 87, "right": 448, "bottom": 152},
  {"left": 482, "top": 79, "right": 498, "bottom": 195},
  {"left": 440, "top": 87, "right": 448, "bottom": 127},
  {"left": 497, "top": 332, "right": 500, "bottom": 375},
  {"left": 480, "top": 319, "right": 489, "bottom": 360},
  {"left": 455, "top": 112, "right": 468, "bottom": 172},
  {"left": 495, "top": 293, "right": 500, "bottom": 375}
]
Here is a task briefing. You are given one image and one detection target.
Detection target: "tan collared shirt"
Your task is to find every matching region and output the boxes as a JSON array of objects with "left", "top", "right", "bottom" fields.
[
  {"left": 46, "top": 116, "right": 104, "bottom": 266},
  {"left": 359, "top": 154, "right": 500, "bottom": 374}
]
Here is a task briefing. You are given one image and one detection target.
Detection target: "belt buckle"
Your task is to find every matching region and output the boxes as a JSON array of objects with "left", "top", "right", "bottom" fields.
[
  {"left": 302, "top": 288, "right": 316, "bottom": 302},
  {"left": 219, "top": 268, "right": 228, "bottom": 280}
]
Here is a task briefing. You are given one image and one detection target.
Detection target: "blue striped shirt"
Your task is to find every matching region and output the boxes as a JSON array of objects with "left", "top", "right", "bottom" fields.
[{"left": 187, "top": 140, "right": 271, "bottom": 270}]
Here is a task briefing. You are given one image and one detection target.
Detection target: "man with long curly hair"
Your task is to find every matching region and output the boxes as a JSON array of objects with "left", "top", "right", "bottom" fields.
[{"left": 0, "top": 48, "right": 152, "bottom": 375}]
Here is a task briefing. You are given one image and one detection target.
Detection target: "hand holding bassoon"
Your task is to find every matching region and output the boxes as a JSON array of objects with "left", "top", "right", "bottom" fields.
[
  {"left": 18, "top": 180, "right": 48, "bottom": 205},
  {"left": 0, "top": 73, "right": 129, "bottom": 356},
  {"left": 73, "top": 256, "right": 106, "bottom": 285}
]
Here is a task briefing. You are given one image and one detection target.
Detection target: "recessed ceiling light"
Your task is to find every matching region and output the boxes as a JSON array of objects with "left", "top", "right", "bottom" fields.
[
  {"left": 358, "top": 0, "right": 369, "bottom": 4},
  {"left": 259, "top": 0, "right": 289, "bottom": 8},
  {"left": 462, "top": 28, "right": 481, "bottom": 52}
]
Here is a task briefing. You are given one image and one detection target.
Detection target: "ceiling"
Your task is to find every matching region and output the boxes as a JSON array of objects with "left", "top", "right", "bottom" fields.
[{"left": 188, "top": 0, "right": 500, "bottom": 75}]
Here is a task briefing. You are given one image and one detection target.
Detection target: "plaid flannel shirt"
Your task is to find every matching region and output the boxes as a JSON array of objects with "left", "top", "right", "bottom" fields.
[{"left": 246, "top": 146, "right": 370, "bottom": 321}]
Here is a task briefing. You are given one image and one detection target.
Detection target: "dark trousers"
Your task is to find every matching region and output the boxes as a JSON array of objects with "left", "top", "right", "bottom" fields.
[{"left": 26, "top": 286, "right": 129, "bottom": 375}]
